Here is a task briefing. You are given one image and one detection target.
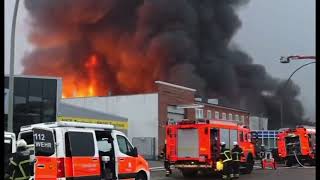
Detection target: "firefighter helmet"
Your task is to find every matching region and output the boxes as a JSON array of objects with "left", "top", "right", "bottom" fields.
[
  {"left": 233, "top": 141, "right": 238, "bottom": 146},
  {"left": 221, "top": 142, "right": 226, "bottom": 145},
  {"left": 17, "top": 139, "right": 27, "bottom": 148}
]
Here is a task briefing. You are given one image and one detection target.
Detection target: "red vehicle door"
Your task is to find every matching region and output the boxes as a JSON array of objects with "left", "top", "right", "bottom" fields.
[
  {"left": 65, "top": 129, "right": 100, "bottom": 179},
  {"left": 33, "top": 127, "right": 58, "bottom": 180}
]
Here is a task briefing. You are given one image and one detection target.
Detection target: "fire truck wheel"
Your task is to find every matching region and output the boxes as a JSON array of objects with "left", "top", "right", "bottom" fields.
[
  {"left": 241, "top": 153, "right": 254, "bottom": 174},
  {"left": 181, "top": 169, "right": 198, "bottom": 177},
  {"left": 135, "top": 171, "right": 147, "bottom": 180}
]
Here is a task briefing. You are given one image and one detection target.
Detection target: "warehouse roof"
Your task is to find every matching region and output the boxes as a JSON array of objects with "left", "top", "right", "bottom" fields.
[{"left": 58, "top": 103, "right": 127, "bottom": 121}]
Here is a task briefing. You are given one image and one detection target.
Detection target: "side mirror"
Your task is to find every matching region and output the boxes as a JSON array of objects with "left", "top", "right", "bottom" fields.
[
  {"left": 101, "top": 156, "right": 110, "bottom": 163},
  {"left": 132, "top": 147, "right": 138, "bottom": 157}
]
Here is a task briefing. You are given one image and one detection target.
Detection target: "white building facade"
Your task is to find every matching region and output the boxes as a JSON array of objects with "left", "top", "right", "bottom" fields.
[{"left": 62, "top": 93, "right": 160, "bottom": 156}]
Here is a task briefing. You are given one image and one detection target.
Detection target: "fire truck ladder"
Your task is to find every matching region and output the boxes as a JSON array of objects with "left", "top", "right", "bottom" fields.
[{"left": 280, "top": 55, "right": 316, "bottom": 63}]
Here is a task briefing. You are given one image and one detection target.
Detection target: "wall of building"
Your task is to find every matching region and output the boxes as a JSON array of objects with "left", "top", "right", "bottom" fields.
[
  {"left": 198, "top": 103, "right": 250, "bottom": 126},
  {"left": 156, "top": 82, "right": 196, "bottom": 154},
  {"left": 249, "top": 116, "right": 268, "bottom": 130},
  {"left": 62, "top": 93, "right": 159, "bottom": 155}
]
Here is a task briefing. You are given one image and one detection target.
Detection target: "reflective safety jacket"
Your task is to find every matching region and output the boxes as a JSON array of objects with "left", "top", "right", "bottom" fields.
[
  {"left": 7, "top": 148, "right": 32, "bottom": 180},
  {"left": 231, "top": 146, "right": 244, "bottom": 161},
  {"left": 220, "top": 147, "right": 232, "bottom": 163}
]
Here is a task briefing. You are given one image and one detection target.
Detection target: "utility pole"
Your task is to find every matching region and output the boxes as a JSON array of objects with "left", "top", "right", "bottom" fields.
[
  {"left": 8, "top": 0, "right": 20, "bottom": 132},
  {"left": 279, "top": 61, "right": 315, "bottom": 128}
]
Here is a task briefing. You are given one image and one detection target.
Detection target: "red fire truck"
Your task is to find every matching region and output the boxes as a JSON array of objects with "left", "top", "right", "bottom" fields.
[
  {"left": 165, "top": 119, "right": 256, "bottom": 177},
  {"left": 277, "top": 126, "right": 316, "bottom": 166}
]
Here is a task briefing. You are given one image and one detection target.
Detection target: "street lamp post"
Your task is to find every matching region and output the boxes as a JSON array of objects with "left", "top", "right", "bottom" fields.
[
  {"left": 7, "top": 0, "right": 20, "bottom": 132},
  {"left": 279, "top": 61, "right": 316, "bottom": 128}
]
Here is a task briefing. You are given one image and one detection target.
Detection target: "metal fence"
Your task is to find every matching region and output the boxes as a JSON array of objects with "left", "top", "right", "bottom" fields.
[{"left": 132, "top": 137, "right": 156, "bottom": 160}]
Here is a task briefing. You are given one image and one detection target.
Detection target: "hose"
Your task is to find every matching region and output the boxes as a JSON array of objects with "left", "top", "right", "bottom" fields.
[
  {"left": 292, "top": 151, "right": 314, "bottom": 169},
  {"left": 293, "top": 150, "right": 305, "bottom": 167}
]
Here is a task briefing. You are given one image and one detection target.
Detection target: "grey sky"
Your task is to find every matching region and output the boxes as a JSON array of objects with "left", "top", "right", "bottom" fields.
[{"left": 5, "top": 0, "right": 315, "bottom": 121}]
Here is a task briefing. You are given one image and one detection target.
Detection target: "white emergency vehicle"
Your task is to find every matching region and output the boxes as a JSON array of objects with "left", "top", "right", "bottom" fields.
[{"left": 18, "top": 121, "right": 150, "bottom": 180}]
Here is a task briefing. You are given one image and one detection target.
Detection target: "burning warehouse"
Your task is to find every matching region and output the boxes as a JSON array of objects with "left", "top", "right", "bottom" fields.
[
  {"left": 22, "top": 1, "right": 306, "bottom": 135},
  {"left": 62, "top": 81, "right": 251, "bottom": 159}
]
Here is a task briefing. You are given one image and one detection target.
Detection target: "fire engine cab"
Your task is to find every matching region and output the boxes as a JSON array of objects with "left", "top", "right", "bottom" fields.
[
  {"left": 165, "top": 119, "right": 256, "bottom": 177},
  {"left": 277, "top": 126, "right": 316, "bottom": 166},
  {"left": 17, "top": 121, "right": 150, "bottom": 180}
]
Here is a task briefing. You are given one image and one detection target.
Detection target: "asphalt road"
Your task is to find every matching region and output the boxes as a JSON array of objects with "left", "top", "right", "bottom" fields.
[{"left": 150, "top": 167, "right": 315, "bottom": 180}]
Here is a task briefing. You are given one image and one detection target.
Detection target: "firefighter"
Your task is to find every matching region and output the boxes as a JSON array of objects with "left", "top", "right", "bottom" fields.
[
  {"left": 231, "top": 141, "right": 244, "bottom": 178},
  {"left": 163, "top": 141, "right": 172, "bottom": 176},
  {"left": 260, "top": 144, "right": 266, "bottom": 166},
  {"left": 220, "top": 142, "right": 233, "bottom": 180},
  {"left": 5, "top": 139, "right": 32, "bottom": 180}
]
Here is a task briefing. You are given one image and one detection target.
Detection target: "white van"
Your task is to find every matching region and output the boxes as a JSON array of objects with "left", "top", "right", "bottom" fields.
[{"left": 18, "top": 121, "right": 150, "bottom": 180}]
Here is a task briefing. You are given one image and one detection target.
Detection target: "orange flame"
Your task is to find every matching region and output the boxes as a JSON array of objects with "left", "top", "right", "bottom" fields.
[{"left": 62, "top": 54, "right": 101, "bottom": 98}]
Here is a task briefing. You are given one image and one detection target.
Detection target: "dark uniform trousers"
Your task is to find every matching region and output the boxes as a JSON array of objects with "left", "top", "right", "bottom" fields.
[
  {"left": 231, "top": 146, "right": 244, "bottom": 178},
  {"left": 220, "top": 149, "right": 233, "bottom": 179},
  {"left": 162, "top": 145, "right": 172, "bottom": 175}
]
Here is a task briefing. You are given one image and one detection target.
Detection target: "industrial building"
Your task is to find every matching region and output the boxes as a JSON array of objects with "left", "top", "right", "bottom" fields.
[
  {"left": 58, "top": 103, "right": 128, "bottom": 134},
  {"left": 4, "top": 75, "right": 62, "bottom": 134},
  {"left": 4, "top": 75, "right": 129, "bottom": 136},
  {"left": 62, "top": 81, "right": 251, "bottom": 159}
]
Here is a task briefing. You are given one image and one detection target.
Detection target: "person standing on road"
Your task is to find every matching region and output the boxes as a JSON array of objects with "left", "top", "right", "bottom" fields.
[
  {"left": 231, "top": 141, "right": 244, "bottom": 178},
  {"left": 220, "top": 142, "right": 233, "bottom": 180},
  {"left": 5, "top": 139, "right": 32, "bottom": 180},
  {"left": 162, "top": 141, "right": 172, "bottom": 176},
  {"left": 260, "top": 144, "right": 266, "bottom": 166}
]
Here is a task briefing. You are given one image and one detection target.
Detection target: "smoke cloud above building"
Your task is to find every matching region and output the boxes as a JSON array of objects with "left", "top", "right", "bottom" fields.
[{"left": 22, "top": 0, "right": 306, "bottom": 129}]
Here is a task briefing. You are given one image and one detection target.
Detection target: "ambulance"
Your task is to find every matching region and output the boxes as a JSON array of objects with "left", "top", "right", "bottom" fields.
[
  {"left": 18, "top": 121, "right": 150, "bottom": 180},
  {"left": 277, "top": 126, "right": 316, "bottom": 166},
  {"left": 165, "top": 119, "right": 256, "bottom": 177}
]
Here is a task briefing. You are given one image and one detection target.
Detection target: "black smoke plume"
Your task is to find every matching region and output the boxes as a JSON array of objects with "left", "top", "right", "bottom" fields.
[{"left": 22, "top": 0, "right": 308, "bottom": 129}]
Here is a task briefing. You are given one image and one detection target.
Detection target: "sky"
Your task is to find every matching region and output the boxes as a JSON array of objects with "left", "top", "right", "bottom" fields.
[{"left": 4, "top": 0, "right": 315, "bottom": 121}]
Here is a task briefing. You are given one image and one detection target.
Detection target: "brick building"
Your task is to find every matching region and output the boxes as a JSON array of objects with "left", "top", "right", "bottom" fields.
[{"left": 62, "top": 81, "right": 249, "bottom": 159}]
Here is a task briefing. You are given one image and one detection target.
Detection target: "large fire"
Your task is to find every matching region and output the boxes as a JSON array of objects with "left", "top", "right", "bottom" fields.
[
  {"left": 60, "top": 53, "right": 158, "bottom": 98},
  {"left": 62, "top": 55, "right": 98, "bottom": 97}
]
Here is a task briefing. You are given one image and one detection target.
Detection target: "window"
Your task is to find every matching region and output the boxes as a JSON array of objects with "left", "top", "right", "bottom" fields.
[
  {"left": 230, "top": 130, "right": 238, "bottom": 146},
  {"left": 66, "top": 132, "right": 95, "bottom": 156},
  {"left": 14, "top": 78, "right": 28, "bottom": 116},
  {"left": 117, "top": 135, "right": 134, "bottom": 156},
  {"left": 20, "top": 132, "right": 34, "bottom": 145},
  {"left": 33, "top": 129, "right": 55, "bottom": 156},
  {"left": 239, "top": 131, "right": 244, "bottom": 142},
  {"left": 235, "top": 115, "right": 239, "bottom": 121},
  {"left": 97, "top": 139, "right": 112, "bottom": 153},
  {"left": 215, "top": 111, "right": 220, "bottom": 119},
  {"left": 228, "top": 113, "right": 233, "bottom": 120},
  {"left": 220, "top": 128, "right": 230, "bottom": 149},
  {"left": 222, "top": 113, "right": 226, "bottom": 120},
  {"left": 195, "top": 109, "right": 204, "bottom": 119},
  {"left": 207, "top": 110, "right": 212, "bottom": 119},
  {"left": 241, "top": 115, "right": 245, "bottom": 123},
  {"left": 42, "top": 80, "right": 57, "bottom": 117}
]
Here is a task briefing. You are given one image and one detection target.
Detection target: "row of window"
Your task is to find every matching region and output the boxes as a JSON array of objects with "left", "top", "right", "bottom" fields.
[
  {"left": 195, "top": 109, "right": 245, "bottom": 122},
  {"left": 26, "top": 130, "right": 135, "bottom": 157}
]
